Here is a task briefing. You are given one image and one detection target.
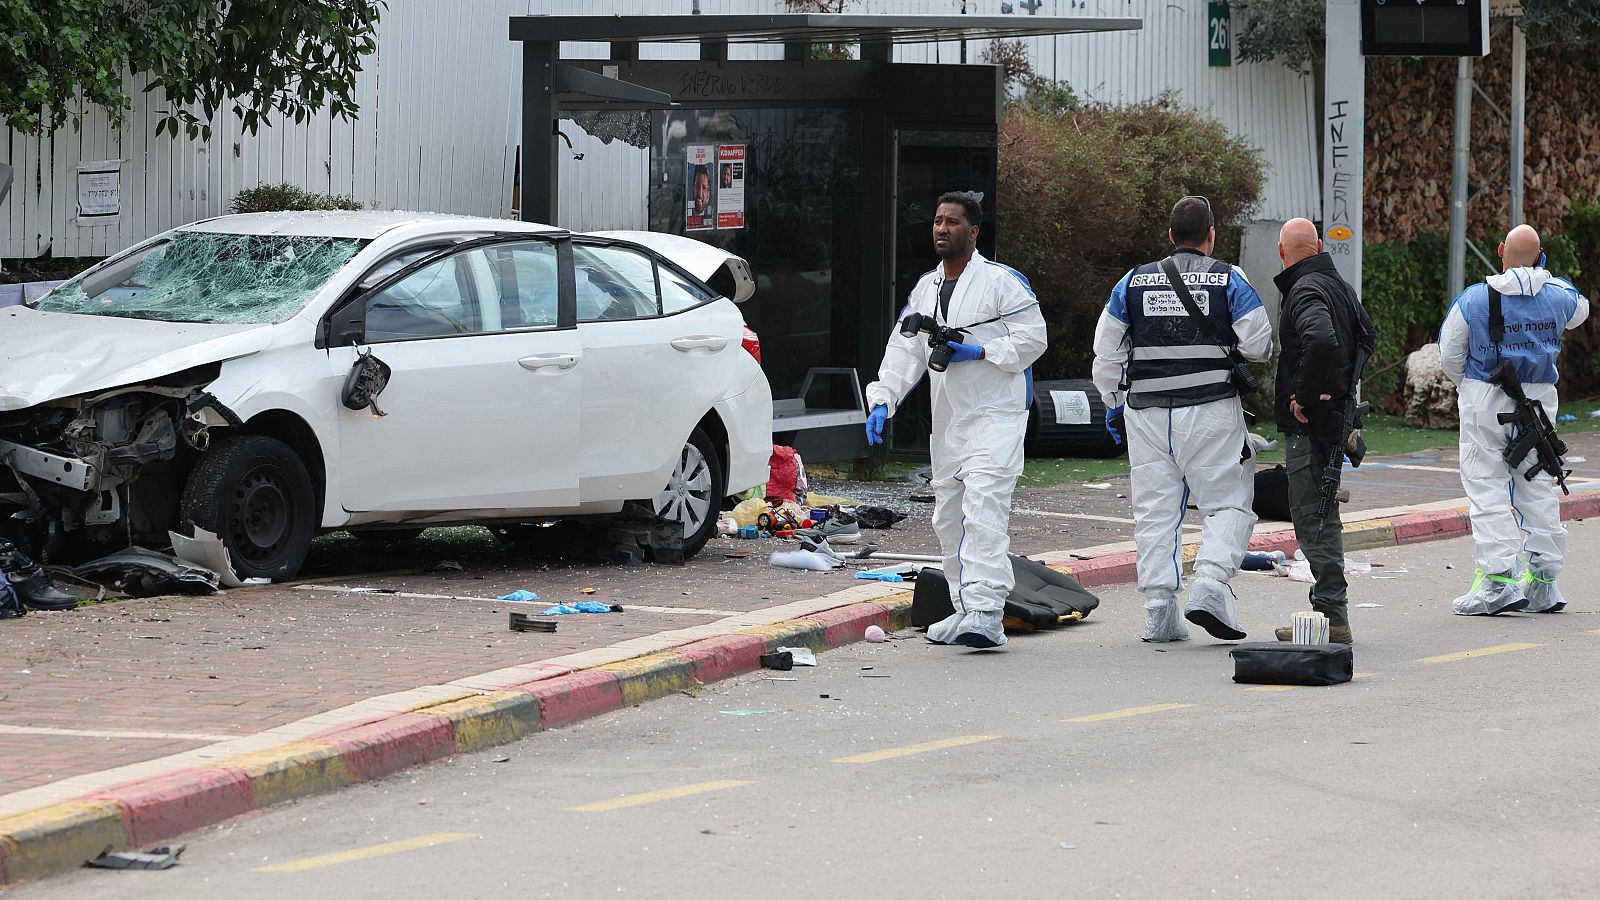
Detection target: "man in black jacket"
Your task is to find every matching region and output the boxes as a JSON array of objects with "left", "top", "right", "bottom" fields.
[{"left": 1271, "top": 218, "right": 1375, "bottom": 644}]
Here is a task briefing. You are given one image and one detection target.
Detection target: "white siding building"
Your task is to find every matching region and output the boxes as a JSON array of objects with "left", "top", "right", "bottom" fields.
[{"left": 1, "top": 0, "right": 1316, "bottom": 261}]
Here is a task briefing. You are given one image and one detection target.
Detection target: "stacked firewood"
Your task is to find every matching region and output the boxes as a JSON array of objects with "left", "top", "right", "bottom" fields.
[{"left": 1365, "top": 22, "right": 1600, "bottom": 244}]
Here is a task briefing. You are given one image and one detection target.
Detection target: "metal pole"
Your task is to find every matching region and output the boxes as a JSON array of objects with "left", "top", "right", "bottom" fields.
[
  {"left": 1447, "top": 56, "right": 1473, "bottom": 301},
  {"left": 1509, "top": 23, "right": 1526, "bottom": 228}
]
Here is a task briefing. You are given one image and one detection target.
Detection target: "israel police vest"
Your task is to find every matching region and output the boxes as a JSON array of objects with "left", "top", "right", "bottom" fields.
[
  {"left": 1455, "top": 280, "right": 1582, "bottom": 385},
  {"left": 1123, "top": 253, "right": 1239, "bottom": 409}
]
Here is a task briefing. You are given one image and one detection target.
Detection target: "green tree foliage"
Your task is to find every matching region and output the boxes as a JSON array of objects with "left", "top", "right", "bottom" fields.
[
  {"left": 229, "top": 183, "right": 362, "bottom": 214},
  {"left": 1, "top": 0, "right": 383, "bottom": 140},
  {"left": 997, "top": 94, "right": 1266, "bottom": 381}
]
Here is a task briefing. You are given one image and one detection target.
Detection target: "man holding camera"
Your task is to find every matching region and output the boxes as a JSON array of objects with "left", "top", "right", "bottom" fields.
[
  {"left": 863, "top": 191, "right": 1048, "bottom": 648},
  {"left": 1091, "top": 196, "right": 1271, "bottom": 643}
]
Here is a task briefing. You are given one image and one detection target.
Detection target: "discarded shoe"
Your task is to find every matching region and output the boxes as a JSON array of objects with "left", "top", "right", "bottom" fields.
[
  {"left": 1274, "top": 623, "right": 1353, "bottom": 644},
  {"left": 1141, "top": 593, "right": 1190, "bottom": 643},
  {"left": 797, "top": 509, "right": 860, "bottom": 545},
  {"left": 1184, "top": 576, "right": 1247, "bottom": 641},
  {"left": 1520, "top": 558, "right": 1566, "bottom": 613},
  {"left": 0, "top": 541, "right": 77, "bottom": 611},
  {"left": 1452, "top": 569, "right": 1528, "bottom": 616}
]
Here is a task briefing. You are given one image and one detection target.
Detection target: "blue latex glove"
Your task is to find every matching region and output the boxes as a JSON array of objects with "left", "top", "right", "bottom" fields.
[
  {"left": 498, "top": 589, "right": 540, "bottom": 602},
  {"left": 945, "top": 341, "right": 984, "bottom": 364},
  {"left": 865, "top": 404, "right": 888, "bottom": 446},
  {"left": 1105, "top": 405, "right": 1126, "bottom": 446}
]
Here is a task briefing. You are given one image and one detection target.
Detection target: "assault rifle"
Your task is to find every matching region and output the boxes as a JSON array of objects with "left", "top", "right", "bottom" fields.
[
  {"left": 1489, "top": 360, "right": 1571, "bottom": 495},
  {"left": 1316, "top": 344, "right": 1372, "bottom": 520}
]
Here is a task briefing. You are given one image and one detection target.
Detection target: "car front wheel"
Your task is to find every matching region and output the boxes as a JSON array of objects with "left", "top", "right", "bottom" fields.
[
  {"left": 181, "top": 435, "right": 317, "bottom": 581},
  {"left": 652, "top": 426, "right": 724, "bottom": 559}
]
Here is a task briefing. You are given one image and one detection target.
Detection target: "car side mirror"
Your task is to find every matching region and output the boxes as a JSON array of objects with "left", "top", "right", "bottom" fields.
[{"left": 341, "top": 348, "right": 391, "bottom": 417}]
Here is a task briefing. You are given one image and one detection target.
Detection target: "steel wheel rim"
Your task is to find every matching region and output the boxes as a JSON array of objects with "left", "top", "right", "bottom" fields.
[
  {"left": 230, "top": 465, "right": 292, "bottom": 565},
  {"left": 653, "top": 442, "right": 713, "bottom": 539}
]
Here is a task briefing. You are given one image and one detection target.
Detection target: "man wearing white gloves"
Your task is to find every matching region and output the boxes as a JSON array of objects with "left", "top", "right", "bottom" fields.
[
  {"left": 1091, "top": 196, "right": 1272, "bottom": 642},
  {"left": 1439, "top": 224, "right": 1590, "bottom": 616},
  {"left": 863, "top": 191, "right": 1048, "bottom": 648}
]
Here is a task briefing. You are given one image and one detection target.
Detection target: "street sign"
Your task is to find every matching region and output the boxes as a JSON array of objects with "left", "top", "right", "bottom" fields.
[
  {"left": 1361, "top": 0, "right": 1490, "bottom": 57},
  {"left": 1208, "top": 2, "right": 1232, "bottom": 67}
]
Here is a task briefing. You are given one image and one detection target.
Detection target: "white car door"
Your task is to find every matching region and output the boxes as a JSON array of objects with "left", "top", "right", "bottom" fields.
[
  {"left": 335, "top": 238, "right": 582, "bottom": 513},
  {"left": 572, "top": 240, "right": 740, "bottom": 502}
]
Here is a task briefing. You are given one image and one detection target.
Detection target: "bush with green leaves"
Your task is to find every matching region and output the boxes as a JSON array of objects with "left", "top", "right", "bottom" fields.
[
  {"left": 229, "top": 184, "right": 363, "bottom": 215},
  {"left": 996, "top": 92, "right": 1266, "bottom": 382}
]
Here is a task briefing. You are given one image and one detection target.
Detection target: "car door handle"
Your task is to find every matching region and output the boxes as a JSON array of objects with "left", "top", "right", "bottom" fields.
[
  {"left": 518, "top": 354, "right": 578, "bottom": 371},
  {"left": 670, "top": 336, "right": 728, "bottom": 352}
]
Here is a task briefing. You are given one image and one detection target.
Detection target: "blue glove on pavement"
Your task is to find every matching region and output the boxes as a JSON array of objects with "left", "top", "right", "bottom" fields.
[
  {"left": 945, "top": 341, "right": 984, "bottom": 364},
  {"left": 1105, "top": 404, "right": 1126, "bottom": 446},
  {"left": 865, "top": 405, "right": 888, "bottom": 446}
]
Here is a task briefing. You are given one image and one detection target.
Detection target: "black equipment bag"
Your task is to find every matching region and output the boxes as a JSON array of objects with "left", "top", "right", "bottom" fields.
[
  {"left": 1230, "top": 642, "right": 1353, "bottom": 686},
  {"left": 910, "top": 556, "right": 1100, "bottom": 630},
  {"left": 1253, "top": 465, "right": 1292, "bottom": 522}
]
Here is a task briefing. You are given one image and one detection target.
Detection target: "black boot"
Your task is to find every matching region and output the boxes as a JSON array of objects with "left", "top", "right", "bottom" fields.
[{"left": 0, "top": 541, "right": 77, "bottom": 611}]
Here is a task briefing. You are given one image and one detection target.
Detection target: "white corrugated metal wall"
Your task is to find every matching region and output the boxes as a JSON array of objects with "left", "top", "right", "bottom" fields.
[{"left": 0, "top": 0, "right": 1314, "bottom": 260}]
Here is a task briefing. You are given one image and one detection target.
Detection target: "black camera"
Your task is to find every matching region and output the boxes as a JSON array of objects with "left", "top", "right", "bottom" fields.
[{"left": 899, "top": 312, "right": 967, "bottom": 373}]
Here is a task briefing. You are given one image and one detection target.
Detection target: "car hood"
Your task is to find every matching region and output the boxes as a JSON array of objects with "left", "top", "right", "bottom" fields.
[{"left": 0, "top": 306, "right": 268, "bottom": 411}]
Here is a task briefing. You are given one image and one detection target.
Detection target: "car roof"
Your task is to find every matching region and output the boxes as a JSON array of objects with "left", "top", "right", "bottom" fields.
[{"left": 180, "top": 210, "right": 564, "bottom": 240}]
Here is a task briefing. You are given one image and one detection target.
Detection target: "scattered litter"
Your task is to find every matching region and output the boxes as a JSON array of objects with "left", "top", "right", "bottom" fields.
[
  {"left": 1275, "top": 557, "right": 1384, "bottom": 582},
  {"left": 498, "top": 590, "right": 540, "bottom": 602},
  {"left": 1354, "top": 603, "right": 1384, "bottom": 608},
  {"left": 1081, "top": 482, "right": 1111, "bottom": 490},
  {"left": 1569, "top": 456, "right": 1587, "bottom": 463},
  {"left": 849, "top": 506, "right": 909, "bottom": 529},
  {"left": 720, "top": 709, "right": 780, "bottom": 716},
  {"left": 541, "top": 601, "right": 614, "bottom": 615},
  {"left": 491, "top": 755, "right": 511, "bottom": 763},
  {"left": 760, "top": 651, "right": 794, "bottom": 671},
  {"left": 908, "top": 493, "right": 935, "bottom": 503},
  {"left": 508, "top": 612, "right": 556, "bottom": 633},
  {"left": 724, "top": 551, "right": 752, "bottom": 559},
  {"left": 433, "top": 560, "right": 464, "bottom": 572},
  {"left": 861, "top": 665, "right": 874, "bottom": 670},
  {"left": 349, "top": 587, "right": 397, "bottom": 594},
  {"left": 775, "top": 646, "right": 817, "bottom": 666},
  {"left": 1059, "top": 842, "right": 1076, "bottom": 850},
  {"left": 769, "top": 549, "right": 842, "bottom": 571},
  {"left": 861, "top": 674, "right": 892, "bottom": 678},
  {"left": 1241, "top": 550, "right": 1287, "bottom": 571},
  {"left": 765, "top": 676, "right": 799, "bottom": 682},
  {"left": 854, "top": 571, "right": 904, "bottom": 582},
  {"left": 86, "top": 845, "right": 185, "bottom": 870},
  {"left": 242, "top": 577, "right": 272, "bottom": 586},
  {"left": 74, "top": 547, "right": 221, "bottom": 597},
  {"left": 580, "top": 587, "right": 598, "bottom": 595},
  {"left": 864, "top": 624, "right": 888, "bottom": 643}
]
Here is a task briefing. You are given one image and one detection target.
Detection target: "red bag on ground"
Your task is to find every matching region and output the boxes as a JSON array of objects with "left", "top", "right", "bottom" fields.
[{"left": 766, "top": 445, "right": 801, "bottom": 504}]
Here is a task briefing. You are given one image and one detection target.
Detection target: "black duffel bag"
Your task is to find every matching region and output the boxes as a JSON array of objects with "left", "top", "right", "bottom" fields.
[
  {"left": 911, "top": 555, "right": 1100, "bottom": 631},
  {"left": 1230, "top": 642, "right": 1353, "bottom": 686}
]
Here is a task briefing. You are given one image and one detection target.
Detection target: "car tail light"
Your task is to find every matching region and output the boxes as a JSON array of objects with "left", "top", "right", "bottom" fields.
[{"left": 741, "top": 325, "right": 762, "bottom": 363}]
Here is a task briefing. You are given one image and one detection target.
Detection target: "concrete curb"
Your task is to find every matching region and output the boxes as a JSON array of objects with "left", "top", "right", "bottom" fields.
[{"left": 5, "top": 491, "right": 1597, "bottom": 885}]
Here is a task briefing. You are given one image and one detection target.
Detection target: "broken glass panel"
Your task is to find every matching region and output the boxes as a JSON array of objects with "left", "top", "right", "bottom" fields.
[{"left": 35, "top": 232, "right": 365, "bottom": 324}]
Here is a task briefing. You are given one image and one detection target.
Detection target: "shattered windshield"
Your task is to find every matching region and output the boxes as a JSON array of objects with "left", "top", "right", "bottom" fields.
[{"left": 34, "top": 232, "right": 365, "bottom": 324}]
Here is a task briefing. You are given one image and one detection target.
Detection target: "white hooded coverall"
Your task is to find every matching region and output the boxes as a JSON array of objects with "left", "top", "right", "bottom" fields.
[
  {"left": 865, "top": 252, "right": 1049, "bottom": 646},
  {"left": 1439, "top": 267, "right": 1590, "bottom": 612}
]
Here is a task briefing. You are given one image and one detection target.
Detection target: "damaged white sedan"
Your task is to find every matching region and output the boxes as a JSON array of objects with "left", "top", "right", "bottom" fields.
[{"left": 0, "top": 211, "right": 772, "bottom": 580}]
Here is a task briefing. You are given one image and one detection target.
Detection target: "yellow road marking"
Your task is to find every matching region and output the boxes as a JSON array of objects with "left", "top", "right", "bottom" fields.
[
  {"left": 566, "top": 779, "right": 752, "bottom": 812},
  {"left": 1414, "top": 643, "right": 1544, "bottom": 665},
  {"left": 1064, "top": 703, "right": 1193, "bottom": 723},
  {"left": 833, "top": 735, "right": 998, "bottom": 764},
  {"left": 1246, "top": 672, "right": 1377, "bottom": 692},
  {"left": 252, "top": 832, "right": 475, "bottom": 873}
]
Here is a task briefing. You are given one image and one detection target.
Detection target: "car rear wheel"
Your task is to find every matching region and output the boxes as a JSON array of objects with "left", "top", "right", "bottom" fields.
[
  {"left": 181, "top": 435, "right": 316, "bottom": 581},
  {"left": 652, "top": 426, "right": 724, "bottom": 558}
]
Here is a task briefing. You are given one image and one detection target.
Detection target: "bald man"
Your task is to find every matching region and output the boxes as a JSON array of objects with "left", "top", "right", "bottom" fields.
[
  {"left": 1439, "top": 224, "right": 1590, "bottom": 616},
  {"left": 1270, "top": 218, "right": 1375, "bottom": 644}
]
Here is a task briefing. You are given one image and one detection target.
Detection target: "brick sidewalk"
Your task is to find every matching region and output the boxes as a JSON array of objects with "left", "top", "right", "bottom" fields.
[{"left": 5, "top": 433, "right": 1600, "bottom": 802}]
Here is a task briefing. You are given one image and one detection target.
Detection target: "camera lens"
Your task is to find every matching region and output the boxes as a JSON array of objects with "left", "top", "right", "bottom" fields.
[{"left": 928, "top": 342, "right": 954, "bottom": 372}]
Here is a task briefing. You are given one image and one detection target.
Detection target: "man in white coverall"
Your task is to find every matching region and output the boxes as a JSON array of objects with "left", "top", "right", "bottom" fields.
[
  {"left": 1091, "top": 196, "right": 1272, "bottom": 642},
  {"left": 1439, "top": 224, "right": 1590, "bottom": 615},
  {"left": 864, "top": 191, "right": 1048, "bottom": 648}
]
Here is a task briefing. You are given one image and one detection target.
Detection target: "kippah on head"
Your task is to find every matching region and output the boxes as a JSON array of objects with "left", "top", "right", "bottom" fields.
[
  {"left": 1170, "top": 196, "right": 1214, "bottom": 246},
  {"left": 936, "top": 191, "right": 984, "bottom": 227}
]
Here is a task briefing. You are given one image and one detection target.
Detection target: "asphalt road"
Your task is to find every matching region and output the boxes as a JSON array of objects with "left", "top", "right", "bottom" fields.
[{"left": 19, "top": 524, "right": 1600, "bottom": 900}]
